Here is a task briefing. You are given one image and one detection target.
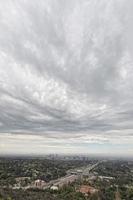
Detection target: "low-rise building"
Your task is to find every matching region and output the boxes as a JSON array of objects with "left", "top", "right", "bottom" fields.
[
  {"left": 79, "top": 185, "right": 98, "bottom": 196},
  {"left": 50, "top": 185, "right": 59, "bottom": 191},
  {"left": 34, "top": 179, "right": 46, "bottom": 188},
  {"left": 98, "top": 176, "right": 115, "bottom": 180}
]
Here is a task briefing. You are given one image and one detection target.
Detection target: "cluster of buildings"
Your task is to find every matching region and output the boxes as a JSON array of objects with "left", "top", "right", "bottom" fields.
[
  {"left": 14, "top": 174, "right": 99, "bottom": 197},
  {"left": 14, "top": 161, "right": 101, "bottom": 197}
]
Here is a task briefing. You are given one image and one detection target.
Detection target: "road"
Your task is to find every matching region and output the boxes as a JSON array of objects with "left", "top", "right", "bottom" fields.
[
  {"left": 45, "top": 161, "right": 101, "bottom": 189},
  {"left": 12, "top": 161, "right": 101, "bottom": 190}
]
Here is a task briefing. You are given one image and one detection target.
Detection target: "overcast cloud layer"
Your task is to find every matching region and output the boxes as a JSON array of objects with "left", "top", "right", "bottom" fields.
[{"left": 0, "top": 0, "right": 133, "bottom": 156}]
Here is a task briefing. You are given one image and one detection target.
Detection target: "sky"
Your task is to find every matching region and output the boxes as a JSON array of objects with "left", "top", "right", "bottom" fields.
[{"left": 0, "top": 0, "right": 133, "bottom": 157}]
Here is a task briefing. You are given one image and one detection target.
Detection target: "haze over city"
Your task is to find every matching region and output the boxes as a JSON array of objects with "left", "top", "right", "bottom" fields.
[{"left": 0, "top": 0, "right": 133, "bottom": 157}]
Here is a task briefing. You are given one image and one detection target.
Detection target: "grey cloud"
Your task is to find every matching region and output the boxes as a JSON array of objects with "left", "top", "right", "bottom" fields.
[{"left": 0, "top": 0, "right": 133, "bottom": 147}]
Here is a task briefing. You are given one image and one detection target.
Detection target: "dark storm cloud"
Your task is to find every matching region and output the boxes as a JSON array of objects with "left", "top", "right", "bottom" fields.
[{"left": 0, "top": 0, "right": 133, "bottom": 150}]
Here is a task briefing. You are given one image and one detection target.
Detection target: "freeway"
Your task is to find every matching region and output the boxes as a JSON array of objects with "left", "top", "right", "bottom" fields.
[
  {"left": 67, "top": 161, "right": 101, "bottom": 176},
  {"left": 42, "top": 161, "right": 101, "bottom": 189},
  {"left": 12, "top": 161, "right": 101, "bottom": 190}
]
